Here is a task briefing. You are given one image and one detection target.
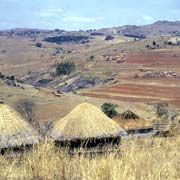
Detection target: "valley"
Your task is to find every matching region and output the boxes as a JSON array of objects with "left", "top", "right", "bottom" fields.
[{"left": 0, "top": 21, "right": 180, "bottom": 125}]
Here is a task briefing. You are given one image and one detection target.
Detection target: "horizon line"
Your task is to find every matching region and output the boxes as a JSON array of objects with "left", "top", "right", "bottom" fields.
[{"left": 0, "top": 20, "right": 180, "bottom": 32}]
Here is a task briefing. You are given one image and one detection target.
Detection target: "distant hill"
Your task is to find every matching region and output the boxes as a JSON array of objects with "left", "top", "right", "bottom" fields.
[
  {"left": 0, "top": 20, "right": 180, "bottom": 39},
  {"left": 0, "top": 28, "right": 65, "bottom": 38},
  {"left": 0, "top": 20, "right": 180, "bottom": 107},
  {"left": 99, "top": 20, "right": 180, "bottom": 38}
]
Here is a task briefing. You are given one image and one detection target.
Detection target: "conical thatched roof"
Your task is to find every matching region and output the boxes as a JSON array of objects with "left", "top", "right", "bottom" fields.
[
  {"left": 0, "top": 102, "right": 39, "bottom": 149},
  {"left": 49, "top": 102, "right": 127, "bottom": 141},
  {"left": 121, "top": 110, "right": 140, "bottom": 120},
  {"left": 113, "top": 110, "right": 151, "bottom": 130}
]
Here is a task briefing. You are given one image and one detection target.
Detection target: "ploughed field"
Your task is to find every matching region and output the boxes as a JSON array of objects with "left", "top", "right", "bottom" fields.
[
  {"left": 127, "top": 51, "right": 180, "bottom": 67},
  {"left": 75, "top": 49, "right": 180, "bottom": 108},
  {"left": 79, "top": 81, "right": 180, "bottom": 106},
  {"left": 79, "top": 48, "right": 180, "bottom": 107}
]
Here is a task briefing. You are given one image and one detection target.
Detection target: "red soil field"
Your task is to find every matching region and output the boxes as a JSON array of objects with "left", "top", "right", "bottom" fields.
[
  {"left": 126, "top": 51, "right": 180, "bottom": 67},
  {"left": 94, "top": 84, "right": 180, "bottom": 99},
  {"left": 79, "top": 83, "right": 180, "bottom": 106},
  {"left": 126, "top": 77, "right": 180, "bottom": 84},
  {"left": 79, "top": 92, "right": 161, "bottom": 103}
]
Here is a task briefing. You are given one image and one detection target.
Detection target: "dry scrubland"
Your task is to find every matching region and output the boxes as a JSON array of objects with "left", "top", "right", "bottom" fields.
[
  {"left": 0, "top": 32, "right": 180, "bottom": 179},
  {"left": 1, "top": 136, "right": 180, "bottom": 180}
]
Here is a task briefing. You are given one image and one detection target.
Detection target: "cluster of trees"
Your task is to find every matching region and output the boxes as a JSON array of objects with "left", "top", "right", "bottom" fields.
[
  {"left": 124, "top": 34, "right": 146, "bottom": 39},
  {"left": 0, "top": 72, "right": 15, "bottom": 80},
  {"left": 90, "top": 32, "right": 104, "bottom": 36},
  {"left": 44, "top": 35, "right": 89, "bottom": 44},
  {"left": 56, "top": 61, "right": 75, "bottom": 76},
  {"left": 101, "top": 103, "right": 118, "bottom": 118}
]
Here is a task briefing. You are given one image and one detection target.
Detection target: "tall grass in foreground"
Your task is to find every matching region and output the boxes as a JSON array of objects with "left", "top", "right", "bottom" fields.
[{"left": 1, "top": 137, "right": 180, "bottom": 180}]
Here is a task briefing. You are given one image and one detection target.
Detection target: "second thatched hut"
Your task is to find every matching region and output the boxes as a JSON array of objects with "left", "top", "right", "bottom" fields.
[
  {"left": 49, "top": 102, "right": 127, "bottom": 148},
  {"left": 0, "top": 101, "right": 40, "bottom": 152},
  {"left": 113, "top": 110, "right": 153, "bottom": 135}
]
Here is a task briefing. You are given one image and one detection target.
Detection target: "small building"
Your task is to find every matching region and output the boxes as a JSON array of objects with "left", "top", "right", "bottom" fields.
[
  {"left": 167, "top": 37, "right": 180, "bottom": 46},
  {"left": 0, "top": 101, "right": 39, "bottom": 152},
  {"left": 49, "top": 102, "right": 127, "bottom": 148},
  {"left": 113, "top": 110, "right": 153, "bottom": 135}
]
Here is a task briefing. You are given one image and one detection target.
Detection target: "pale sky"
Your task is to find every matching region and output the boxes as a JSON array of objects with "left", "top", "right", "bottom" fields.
[{"left": 0, "top": 0, "right": 180, "bottom": 30}]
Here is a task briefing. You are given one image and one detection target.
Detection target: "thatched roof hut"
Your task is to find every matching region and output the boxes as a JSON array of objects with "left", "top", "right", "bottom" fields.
[
  {"left": 0, "top": 102, "right": 39, "bottom": 149},
  {"left": 49, "top": 102, "right": 127, "bottom": 148},
  {"left": 113, "top": 110, "right": 152, "bottom": 132}
]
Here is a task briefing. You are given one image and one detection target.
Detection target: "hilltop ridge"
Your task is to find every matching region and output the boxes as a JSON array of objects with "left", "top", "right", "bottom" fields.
[{"left": 1, "top": 20, "right": 180, "bottom": 38}]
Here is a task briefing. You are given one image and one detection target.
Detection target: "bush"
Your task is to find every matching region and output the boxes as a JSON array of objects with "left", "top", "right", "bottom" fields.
[
  {"left": 152, "top": 41, "right": 156, "bottom": 46},
  {"left": 15, "top": 99, "right": 40, "bottom": 130},
  {"left": 9, "top": 75, "right": 15, "bottom": 81},
  {"left": 1, "top": 50, "right": 6, "bottom": 53},
  {"left": 90, "top": 55, "right": 94, "bottom": 60},
  {"left": 156, "top": 102, "right": 169, "bottom": 119},
  {"left": 90, "top": 32, "right": 104, "bottom": 36},
  {"left": 104, "top": 35, "right": 114, "bottom": 41},
  {"left": 0, "top": 72, "right": 5, "bottom": 79},
  {"left": 35, "top": 42, "right": 42, "bottom": 48},
  {"left": 124, "top": 34, "right": 146, "bottom": 39},
  {"left": 56, "top": 61, "right": 75, "bottom": 76},
  {"left": 101, "top": 103, "right": 118, "bottom": 118},
  {"left": 44, "top": 35, "right": 89, "bottom": 44}
]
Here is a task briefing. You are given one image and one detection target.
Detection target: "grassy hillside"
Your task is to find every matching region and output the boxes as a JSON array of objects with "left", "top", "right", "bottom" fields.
[
  {"left": 0, "top": 29, "right": 180, "bottom": 108},
  {"left": 0, "top": 81, "right": 155, "bottom": 125}
]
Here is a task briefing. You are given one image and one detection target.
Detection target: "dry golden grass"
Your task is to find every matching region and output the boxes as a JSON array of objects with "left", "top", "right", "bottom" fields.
[{"left": 1, "top": 136, "right": 180, "bottom": 180}]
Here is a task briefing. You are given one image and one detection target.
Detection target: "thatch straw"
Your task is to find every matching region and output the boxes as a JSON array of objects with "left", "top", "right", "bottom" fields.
[
  {"left": 49, "top": 102, "right": 127, "bottom": 141},
  {"left": 0, "top": 102, "right": 40, "bottom": 149},
  {"left": 121, "top": 110, "right": 139, "bottom": 120},
  {"left": 113, "top": 110, "right": 151, "bottom": 130}
]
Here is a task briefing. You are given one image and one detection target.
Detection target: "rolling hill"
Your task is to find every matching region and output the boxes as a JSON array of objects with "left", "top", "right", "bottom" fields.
[{"left": 0, "top": 20, "right": 180, "bottom": 115}]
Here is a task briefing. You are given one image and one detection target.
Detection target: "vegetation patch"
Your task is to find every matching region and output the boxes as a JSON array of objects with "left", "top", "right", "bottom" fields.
[
  {"left": 101, "top": 103, "right": 118, "bottom": 118},
  {"left": 55, "top": 61, "right": 75, "bottom": 76},
  {"left": 44, "top": 35, "right": 89, "bottom": 44}
]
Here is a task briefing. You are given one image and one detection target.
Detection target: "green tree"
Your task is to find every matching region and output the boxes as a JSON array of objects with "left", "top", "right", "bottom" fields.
[
  {"left": 156, "top": 102, "right": 169, "bottom": 119},
  {"left": 56, "top": 61, "right": 75, "bottom": 76},
  {"left": 101, "top": 103, "right": 118, "bottom": 118}
]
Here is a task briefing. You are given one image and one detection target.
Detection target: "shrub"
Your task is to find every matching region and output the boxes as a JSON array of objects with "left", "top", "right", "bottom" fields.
[
  {"left": 156, "top": 102, "right": 169, "bottom": 119},
  {"left": 90, "top": 55, "right": 94, "bottom": 60},
  {"left": 44, "top": 35, "right": 89, "bottom": 44},
  {"left": 35, "top": 42, "right": 42, "bottom": 48},
  {"left": 124, "top": 34, "right": 146, "bottom": 39},
  {"left": 152, "top": 41, "right": 156, "bottom": 46},
  {"left": 101, "top": 103, "right": 118, "bottom": 118},
  {"left": 104, "top": 35, "right": 114, "bottom": 41},
  {"left": 56, "top": 61, "right": 75, "bottom": 76},
  {"left": 0, "top": 72, "right": 5, "bottom": 79},
  {"left": 1, "top": 50, "right": 6, "bottom": 53},
  {"left": 9, "top": 75, "right": 15, "bottom": 81},
  {"left": 15, "top": 99, "right": 40, "bottom": 130},
  {"left": 90, "top": 32, "right": 104, "bottom": 36}
]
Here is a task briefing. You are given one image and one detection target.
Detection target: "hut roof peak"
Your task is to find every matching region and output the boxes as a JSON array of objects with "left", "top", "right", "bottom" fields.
[{"left": 121, "top": 110, "right": 140, "bottom": 120}]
